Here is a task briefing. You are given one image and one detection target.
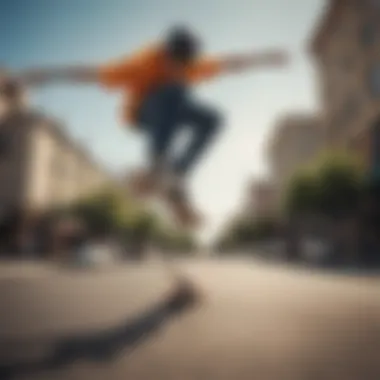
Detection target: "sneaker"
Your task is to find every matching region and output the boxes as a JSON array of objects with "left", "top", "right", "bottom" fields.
[
  {"left": 129, "top": 169, "right": 161, "bottom": 198},
  {"left": 164, "top": 180, "right": 202, "bottom": 227}
]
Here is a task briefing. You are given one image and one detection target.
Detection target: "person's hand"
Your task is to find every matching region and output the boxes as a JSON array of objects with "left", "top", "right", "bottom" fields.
[
  {"left": 261, "top": 50, "right": 290, "bottom": 67},
  {"left": 0, "top": 70, "right": 29, "bottom": 118},
  {"left": 223, "top": 49, "right": 290, "bottom": 72},
  {"left": 0, "top": 71, "right": 24, "bottom": 101}
]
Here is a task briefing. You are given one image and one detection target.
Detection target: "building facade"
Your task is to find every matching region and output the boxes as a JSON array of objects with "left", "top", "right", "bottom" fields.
[
  {"left": 0, "top": 108, "right": 112, "bottom": 220},
  {"left": 266, "top": 113, "right": 324, "bottom": 198},
  {"left": 244, "top": 179, "right": 277, "bottom": 220},
  {"left": 310, "top": 0, "right": 380, "bottom": 173}
]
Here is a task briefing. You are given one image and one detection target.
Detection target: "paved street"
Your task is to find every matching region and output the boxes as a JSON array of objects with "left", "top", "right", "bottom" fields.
[{"left": 0, "top": 258, "right": 380, "bottom": 380}]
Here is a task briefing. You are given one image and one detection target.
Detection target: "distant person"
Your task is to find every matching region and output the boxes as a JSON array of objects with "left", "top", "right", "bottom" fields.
[{"left": 8, "top": 26, "right": 289, "bottom": 226}]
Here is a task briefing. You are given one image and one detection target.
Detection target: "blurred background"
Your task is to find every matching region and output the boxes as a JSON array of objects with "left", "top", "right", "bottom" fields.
[
  {"left": 1, "top": 1, "right": 380, "bottom": 379},
  {"left": 0, "top": 0, "right": 379, "bottom": 269}
]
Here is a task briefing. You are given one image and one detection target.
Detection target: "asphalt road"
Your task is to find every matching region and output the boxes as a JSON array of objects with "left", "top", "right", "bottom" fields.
[{"left": 0, "top": 258, "right": 379, "bottom": 380}]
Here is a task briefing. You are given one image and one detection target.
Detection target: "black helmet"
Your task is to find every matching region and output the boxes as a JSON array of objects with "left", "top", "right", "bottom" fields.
[{"left": 165, "top": 26, "right": 201, "bottom": 63}]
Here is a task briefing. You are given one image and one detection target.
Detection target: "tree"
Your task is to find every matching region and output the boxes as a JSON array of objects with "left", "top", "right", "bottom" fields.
[
  {"left": 232, "top": 219, "right": 256, "bottom": 246},
  {"left": 284, "top": 151, "right": 365, "bottom": 219},
  {"left": 283, "top": 151, "right": 366, "bottom": 263},
  {"left": 213, "top": 216, "right": 279, "bottom": 253},
  {"left": 251, "top": 217, "right": 278, "bottom": 241},
  {"left": 47, "top": 185, "right": 200, "bottom": 259},
  {"left": 173, "top": 231, "right": 197, "bottom": 253},
  {"left": 153, "top": 224, "right": 197, "bottom": 254},
  {"left": 125, "top": 210, "right": 160, "bottom": 258},
  {"left": 283, "top": 169, "right": 320, "bottom": 216},
  {"left": 69, "top": 188, "right": 130, "bottom": 236},
  {"left": 213, "top": 232, "right": 235, "bottom": 254},
  {"left": 316, "top": 152, "right": 365, "bottom": 219}
]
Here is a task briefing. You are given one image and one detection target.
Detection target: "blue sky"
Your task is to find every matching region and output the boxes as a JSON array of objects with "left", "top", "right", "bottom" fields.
[{"left": 1, "top": 0, "right": 324, "bottom": 240}]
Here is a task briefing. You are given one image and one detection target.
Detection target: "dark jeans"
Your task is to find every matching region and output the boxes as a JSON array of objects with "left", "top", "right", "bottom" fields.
[{"left": 137, "top": 83, "right": 222, "bottom": 176}]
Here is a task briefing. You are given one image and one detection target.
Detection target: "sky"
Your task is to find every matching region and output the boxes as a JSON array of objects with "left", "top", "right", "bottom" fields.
[{"left": 1, "top": 0, "right": 324, "bottom": 241}]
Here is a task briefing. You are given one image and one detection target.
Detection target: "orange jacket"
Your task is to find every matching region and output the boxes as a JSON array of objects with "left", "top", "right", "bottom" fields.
[{"left": 98, "top": 44, "right": 222, "bottom": 125}]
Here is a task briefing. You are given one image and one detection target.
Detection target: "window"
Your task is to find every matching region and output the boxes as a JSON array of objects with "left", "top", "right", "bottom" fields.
[{"left": 369, "top": 63, "right": 380, "bottom": 97}]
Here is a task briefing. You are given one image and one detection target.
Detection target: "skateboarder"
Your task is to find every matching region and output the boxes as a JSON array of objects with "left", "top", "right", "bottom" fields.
[{"left": 8, "top": 26, "right": 289, "bottom": 226}]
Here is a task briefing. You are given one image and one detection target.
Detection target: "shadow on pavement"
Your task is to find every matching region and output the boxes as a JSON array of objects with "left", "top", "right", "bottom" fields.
[{"left": 0, "top": 278, "right": 199, "bottom": 379}]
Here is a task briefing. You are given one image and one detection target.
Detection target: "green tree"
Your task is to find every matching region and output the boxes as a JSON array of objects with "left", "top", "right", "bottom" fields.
[
  {"left": 251, "top": 217, "right": 278, "bottom": 241},
  {"left": 152, "top": 222, "right": 197, "bottom": 254},
  {"left": 128, "top": 210, "right": 159, "bottom": 242},
  {"left": 232, "top": 219, "right": 255, "bottom": 246},
  {"left": 282, "top": 151, "right": 366, "bottom": 262},
  {"left": 69, "top": 190, "right": 125, "bottom": 235},
  {"left": 284, "top": 151, "right": 365, "bottom": 219},
  {"left": 213, "top": 232, "right": 235, "bottom": 254},
  {"left": 316, "top": 152, "right": 365, "bottom": 218},
  {"left": 173, "top": 231, "right": 197, "bottom": 253},
  {"left": 284, "top": 169, "right": 320, "bottom": 216},
  {"left": 213, "top": 216, "right": 278, "bottom": 253},
  {"left": 53, "top": 186, "right": 198, "bottom": 258}
]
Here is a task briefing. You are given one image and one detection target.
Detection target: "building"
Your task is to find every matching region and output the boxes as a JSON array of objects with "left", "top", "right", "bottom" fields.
[
  {"left": 266, "top": 112, "right": 324, "bottom": 198},
  {"left": 0, "top": 94, "right": 113, "bottom": 221},
  {"left": 244, "top": 179, "right": 277, "bottom": 220},
  {"left": 309, "top": 0, "right": 380, "bottom": 172},
  {"left": 234, "top": 178, "right": 277, "bottom": 222},
  {"left": 25, "top": 116, "right": 112, "bottom": 211}
]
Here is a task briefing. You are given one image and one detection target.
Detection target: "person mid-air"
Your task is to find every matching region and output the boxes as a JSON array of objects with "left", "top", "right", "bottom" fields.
[{"left": 7, "top": 26, "right": 289, "bottom": 226}]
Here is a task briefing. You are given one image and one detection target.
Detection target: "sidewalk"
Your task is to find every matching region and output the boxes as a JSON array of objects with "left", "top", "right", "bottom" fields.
[{"left": 0, "top": 259, "right": 55, "bottom": 280}]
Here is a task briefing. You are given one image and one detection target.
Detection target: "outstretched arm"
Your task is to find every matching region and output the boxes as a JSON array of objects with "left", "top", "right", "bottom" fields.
[
  {"left": 219, "top": 49, "right": 290, "bottom": 73},
  {"left": 189, "top": 48, "right": 289, "bottom": 83},
  {"left": 16, "top": 65, "right": 99, "bottom": 87},
  {"left": 15, "top": 52, "right": 142, "bottom": 89}
]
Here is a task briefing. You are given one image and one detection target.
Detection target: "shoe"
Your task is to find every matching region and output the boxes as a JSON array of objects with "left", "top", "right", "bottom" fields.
[
  {"left": 130, "top": 169, "right": 160, "bottom": 199},
  {"left": 164, "top": 182, "right": 202, "bottom": 228}
]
